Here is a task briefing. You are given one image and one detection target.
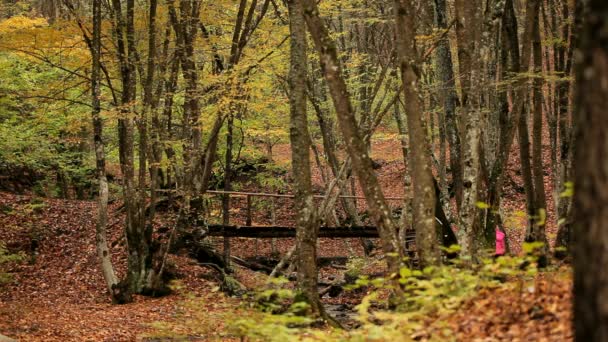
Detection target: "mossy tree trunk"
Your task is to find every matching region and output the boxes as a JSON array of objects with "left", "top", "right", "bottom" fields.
[{"left": 287, "top": 0, "right": 323, "bottom": 316}]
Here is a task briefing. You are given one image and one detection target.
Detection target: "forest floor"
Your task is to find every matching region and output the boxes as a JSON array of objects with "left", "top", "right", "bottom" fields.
[{"left": 0, "top": 138, "right": 572, "bottom": 341}]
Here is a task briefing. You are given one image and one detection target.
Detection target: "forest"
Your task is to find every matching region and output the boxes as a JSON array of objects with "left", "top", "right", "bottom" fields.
[{"left": 0, "top": 0, "right": 606, "bottom": 340}]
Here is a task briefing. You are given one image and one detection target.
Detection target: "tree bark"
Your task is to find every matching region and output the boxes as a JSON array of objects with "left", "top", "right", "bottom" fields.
[
  {"left": 453, "top": 0, "right": 481, "bottom": 261},
  {"left": 287, "top": 0, "right": 323, "bottom": 316},
  {"left": 222, "top": 115, "right": 234, "bottom": 270},
  {"left": 111, "top": 0, "right": 159, "bottom": 296},
  {"left": 555, "top": 0, "right": 582, "bottom": 258},
  {"left": 91, "top": 0, "right": 119, "bottom": 302},
  {"left": 518, "top": 0, "right": 549, "bottom": 265},
  {"left": 433, "top": 0, "right": 461, "bottom": 219},
  {"left": 168, "top": 1, "right": 203, "bottom": 196},
  {"left": 573, "top": 0, "right": 608, "bottom": 339},
  {"left": 434, "top": 0, "right": 462, "bottom": 209},
  {"left": 529, "top": 5, "right": 549, "bottom": 262},
  {"left": 393, "top": 99, "right": 414, "bottom": 247},
  {"left": 394, "top": 0, "right": 440, "bottom": 266}
]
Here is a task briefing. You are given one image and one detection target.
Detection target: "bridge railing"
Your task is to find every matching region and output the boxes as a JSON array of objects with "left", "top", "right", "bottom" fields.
[{"left": 202, "top": 189, "right": 405, "bottom": 228}]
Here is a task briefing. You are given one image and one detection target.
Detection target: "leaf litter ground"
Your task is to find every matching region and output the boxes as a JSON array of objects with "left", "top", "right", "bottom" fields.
[{"left": 0, "top": 136, "right": 571, "bottom": 341}]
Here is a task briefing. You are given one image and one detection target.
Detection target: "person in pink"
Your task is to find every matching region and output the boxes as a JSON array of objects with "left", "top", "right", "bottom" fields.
[{"left": 495, "top": 227, "right": 506, "bottom": 257}]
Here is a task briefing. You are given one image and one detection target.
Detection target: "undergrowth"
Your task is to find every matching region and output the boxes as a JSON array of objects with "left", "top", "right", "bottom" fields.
[{"left": 144, "top": 245, "right": 547, "bottom": 341}]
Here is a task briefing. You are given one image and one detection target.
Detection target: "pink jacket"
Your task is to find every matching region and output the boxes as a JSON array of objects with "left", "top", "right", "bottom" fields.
[{"left": 495, "top": 228, "right": 506, "bottom": 255}]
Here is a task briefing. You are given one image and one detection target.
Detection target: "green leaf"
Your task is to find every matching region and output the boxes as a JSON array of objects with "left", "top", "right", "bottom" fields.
[
  {"left": 560, "top": 182, "right": 574, "bottom": 198},
  {"left": 476, "top": 201, "right": 490, "bottom": 209}
]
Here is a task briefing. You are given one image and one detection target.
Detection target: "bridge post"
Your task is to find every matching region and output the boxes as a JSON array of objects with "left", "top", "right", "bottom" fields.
[
  {"left": 246, "top": 195, "right": 253, "bottom": 226},
  {"left": 246, "top": 194, "right": 256, "bottom": 251},
  {"left": 223, "top": 192, "right": 231, "bottom": 270},
  {"left": 271, "top": 197, "right": 278, "bottom": 257}
]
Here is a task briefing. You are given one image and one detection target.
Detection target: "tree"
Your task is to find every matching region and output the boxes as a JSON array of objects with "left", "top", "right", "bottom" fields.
[
  {"left": 554, "top": 0, "right": 582, "bottom": 259},
  {"left": 91, "top": 0, "right": 119, "bottom": 302},
  {"left": 109, "top": 0, "right": 161, "bottom": 296},
  {"left": 453, "top": 0, "right": 481, "bottom": 262},
  {"left": 394, "top": 0, "right": 440, "bottom": 266},
  {"left": 573, "top": 0, "right": 608, "bottom": 340},
  {"left": 527, "top": 0, "right": 549, "bottom": 264},
  {"left": 287, "top": 0, "right": 322, "bottom": 317},
  {"left": 433, "top": 0, "right": 461, "bottom": 214}
]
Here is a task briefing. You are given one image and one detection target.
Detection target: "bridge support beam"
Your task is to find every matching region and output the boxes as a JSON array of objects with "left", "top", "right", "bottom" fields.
[{"left": 202, "top": 225, "right": 416, "bottom": 240}]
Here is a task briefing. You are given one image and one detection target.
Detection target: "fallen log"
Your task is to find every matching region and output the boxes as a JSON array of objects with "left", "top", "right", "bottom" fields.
[{"left": 231, "top": 255, "right": 274, "bottom": 273}]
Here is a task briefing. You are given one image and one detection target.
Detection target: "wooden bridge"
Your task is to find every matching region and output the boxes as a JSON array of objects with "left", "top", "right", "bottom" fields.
[
  {"left": 197, "top": 190, "right": 409, "bottom": 239},
  {"left": 204, "top": 225, "right": 382, "bottom": 238},
  {"left": 170, "top": 189, "right": 423, "bottom": 274}
]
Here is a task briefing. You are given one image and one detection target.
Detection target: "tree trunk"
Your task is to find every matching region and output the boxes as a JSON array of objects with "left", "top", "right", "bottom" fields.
[
  {"left": 37, "top": 0, "right": 61, "bottom": 22},
  {"left": 287, "top": 0, "right": 323, "bottom": 316},
  {"left": 433, "top": 0, "right": 460, "bottom": 220},
  {"left": 434, "top": 0, "right": 462, "bottom": 211},
  {"left": 479, "top": 0, "right": 513, "bottom": 252},
  {"left": 529, "top": 6, "right": 549, "bottom": 263},
  {"left": 222, "top": 115, "right": 234, "bottom": 270},
  {"left": 111, "top": 0, "right": 158, "bottom": 296},
  {"left": 393, "top": 100, "right": 414, "bottom": 247},
  {"left": 168, "top": 1, "right": 203, "bottom": 196},
  {"left": 555, "top": 0, "right": 582, "bottom": 259},
  {"left": 394, "top": 0, "right": 440, "bottom": 267},
  {"left": 517, "top": 1, "right": 547, "bottom": 262},
  {"left": 518, "top": 100, "right": 537, "bottom": 231},
  {"left": 91, "top": 0, "right": 119, "bottom": 302},
  {"left": 453, "top": 0, "right": 481, "bottom": 262},
  {"left": 573, "top": 0, "right": 608, "bottom": 339}
]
